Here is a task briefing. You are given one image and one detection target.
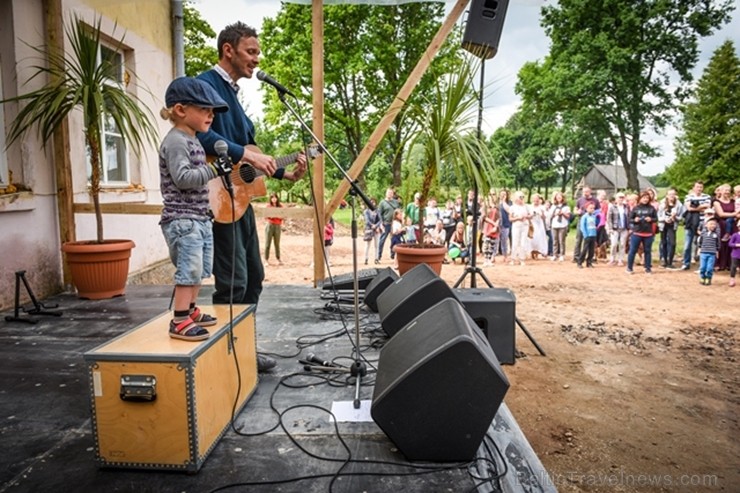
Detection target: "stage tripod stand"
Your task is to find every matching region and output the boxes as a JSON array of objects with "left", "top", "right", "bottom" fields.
[{"left": 453, "top": 58, "right": 545, "bottom": 357}]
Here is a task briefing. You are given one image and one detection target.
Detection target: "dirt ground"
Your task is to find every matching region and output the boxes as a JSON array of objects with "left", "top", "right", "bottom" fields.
[{"left": 258, "top": 218, "right": 738, "bottom": 492}]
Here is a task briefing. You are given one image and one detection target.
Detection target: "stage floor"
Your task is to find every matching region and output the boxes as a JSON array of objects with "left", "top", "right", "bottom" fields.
[{"left": 1, "top": 284, "right": 555, "bottom": 492}]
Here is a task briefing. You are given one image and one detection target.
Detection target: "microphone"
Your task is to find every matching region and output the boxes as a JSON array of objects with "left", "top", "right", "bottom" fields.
[
  {"left": 213, "top": 140, "right": 233, "bottom": 197},
  {"left": 256, "top": 70, "right": 296, "bottom": 98},
  {"left": 306, "top": 353, "right": 337, "bottom": 368}
]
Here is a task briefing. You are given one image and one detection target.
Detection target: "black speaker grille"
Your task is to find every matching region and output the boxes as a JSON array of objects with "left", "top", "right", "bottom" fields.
[{"left": 371, "top": 298, "right": 510, "bottom": 462}]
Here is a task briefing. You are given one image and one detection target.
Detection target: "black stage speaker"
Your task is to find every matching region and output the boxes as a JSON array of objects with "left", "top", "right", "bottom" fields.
[
  {"left": 371, "top": 298, "right": 510, "bottom": 462},
  {"left": 376, "top": 263, "right": 456, "bottom": 338},
  {"left": 363, "top": 267, "right": 399, "bottom": 313},
  {"left": 461, "top": 0, "right": 510, "bottom": 59},
  {"left": 320, "top": 268, "right": 380, "bottom": 291},
  {"left": 454, "top": 288, "right": 516, "bottom": 365}
]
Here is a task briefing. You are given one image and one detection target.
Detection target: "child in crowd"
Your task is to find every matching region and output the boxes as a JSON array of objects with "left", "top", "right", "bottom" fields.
[
  {"left": 448, "top": 221, "right": 469, "bottom": 264},
  {"left": 404, "top": 215, "right": 418, "bottom": 244},
  {"left": 578, "top": 202, "right": 599, "bottom": 268},
  {"left": 728, "top": 227, "right": 740, "bottom": 287},
  {"left": 390, "top": 209, "right": 406, "bottom": 268},
  {"left": 324, "top": 216, "right": 335, "bottom": 266},
  {"left": 465, "top": 215, "right": 475, "bottom": 257},
  {"left": 698, "top": 216, "right": 720, "bottom": 285},
  {"left": 158, "top": 77, "right": 229, "bottom": 341}
]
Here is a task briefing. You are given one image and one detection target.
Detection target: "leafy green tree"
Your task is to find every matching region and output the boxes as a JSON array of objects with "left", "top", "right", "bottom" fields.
[
  {"left": 259, "top": 3, "right": 460, "bottom": 195},
  {"left": 183, "top": 0, "right": 218, "bottom": 77},
  {"left": 666, "top": 40, "right": 740, "bottom": 190},
  {"left": 540, "top": 0, "right": 733, "bottom": 191},
  {"left": 515, "top": 59, "right": 615, "bottom": 196}
]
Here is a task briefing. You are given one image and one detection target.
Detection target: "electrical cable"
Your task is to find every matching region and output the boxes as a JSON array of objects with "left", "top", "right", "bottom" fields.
[{"left": 208, "top": 372, "right": 474, "bottom": 493}]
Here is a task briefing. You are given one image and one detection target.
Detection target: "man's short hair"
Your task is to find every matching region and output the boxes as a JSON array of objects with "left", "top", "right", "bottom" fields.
[{"left": 218, "top": 22, "right": 258, "bottom": 58}]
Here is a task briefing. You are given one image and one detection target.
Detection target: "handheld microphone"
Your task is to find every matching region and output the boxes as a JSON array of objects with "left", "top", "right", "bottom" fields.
[
  {"left": 306, "top": 353, "right": 337, "bottom": 368},
  {"left": 303, "top": 364, "right": 350, "bottom": 373},
  {"left": 213, "top": 140, "right": 233, "bottom": 196},
  {"left": 256, "top": 70, "right": 296, "bottom": 98}
]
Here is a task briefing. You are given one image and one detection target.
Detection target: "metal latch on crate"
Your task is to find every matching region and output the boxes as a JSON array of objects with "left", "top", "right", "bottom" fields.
[{"left": 119, "top": 375, "right": 157, "bottom": 402}]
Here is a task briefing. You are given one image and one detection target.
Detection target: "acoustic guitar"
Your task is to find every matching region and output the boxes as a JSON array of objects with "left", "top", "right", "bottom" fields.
[{"left": 208, "top": 144, "right": 320, "bottom": 224}]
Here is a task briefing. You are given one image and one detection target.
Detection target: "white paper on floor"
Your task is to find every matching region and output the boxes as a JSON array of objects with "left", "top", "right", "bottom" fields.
[{"left": 330, "top": 400, "right": 373, "bottom": 422}]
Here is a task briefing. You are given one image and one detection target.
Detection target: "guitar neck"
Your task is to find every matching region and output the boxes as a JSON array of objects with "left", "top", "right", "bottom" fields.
[{"left": 236, "top": 151, "right": 300, "bottom": 183}]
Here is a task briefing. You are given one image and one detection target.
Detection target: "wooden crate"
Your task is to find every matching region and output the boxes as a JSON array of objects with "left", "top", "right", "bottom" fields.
[{"left": 83, "top": 304, "right": 257, "bottom": 472}]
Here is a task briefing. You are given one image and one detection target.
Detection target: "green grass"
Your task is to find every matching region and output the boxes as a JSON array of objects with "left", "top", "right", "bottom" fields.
[{"left": 332, "top": 207, "right": 353, "bottom": 227}]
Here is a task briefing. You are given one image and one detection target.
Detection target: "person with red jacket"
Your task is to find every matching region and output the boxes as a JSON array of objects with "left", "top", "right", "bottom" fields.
[{"left": 264, "top": 192, "right": 284, "bottom": 265}]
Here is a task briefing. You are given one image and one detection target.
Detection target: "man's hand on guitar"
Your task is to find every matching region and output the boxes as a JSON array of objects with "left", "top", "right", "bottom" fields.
[
  {"left": 243, "top": 148, "right": 277, "bottom": 176},
  {"left": 284, "top": 152, "right": 308, "bottom": 182}
]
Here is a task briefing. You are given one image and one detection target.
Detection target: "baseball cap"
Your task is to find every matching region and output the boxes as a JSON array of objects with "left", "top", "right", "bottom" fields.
[{"left": 165, "top": 77, "right": 229, "bottom": 112}]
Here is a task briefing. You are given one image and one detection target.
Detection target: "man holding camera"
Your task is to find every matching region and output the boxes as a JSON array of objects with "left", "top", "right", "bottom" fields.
[{"left": 681, "top": 181, "right": 712, "bottom": 270}]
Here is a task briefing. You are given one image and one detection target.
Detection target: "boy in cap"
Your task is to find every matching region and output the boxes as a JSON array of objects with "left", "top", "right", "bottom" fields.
[
  {"left": 159, "top": 77, "right": 230, "bottom": 341},
  {"left": 698, "top": 211, "right": 720, "bottom": 285}
]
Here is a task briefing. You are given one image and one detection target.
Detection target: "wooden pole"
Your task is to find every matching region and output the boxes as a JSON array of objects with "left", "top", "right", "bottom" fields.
[
  {"left": 311, "top": 0, "right": 326, "bottom": 285},
  {"left": 45, "top": 0, "right": 75, "bottom": 285}
]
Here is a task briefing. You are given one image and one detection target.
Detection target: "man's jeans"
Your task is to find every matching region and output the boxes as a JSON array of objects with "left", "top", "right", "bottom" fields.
[
  {"left": 682, "top": 227, "right": 697, "bottom": 267},
  {"left": 377, "top": 222, "right": 392, "bottom": 260}
]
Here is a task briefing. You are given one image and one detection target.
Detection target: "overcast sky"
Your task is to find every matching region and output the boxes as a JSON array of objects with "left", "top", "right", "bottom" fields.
[{"left": 192, "top": 0, "right": 739, "bottom": 176}]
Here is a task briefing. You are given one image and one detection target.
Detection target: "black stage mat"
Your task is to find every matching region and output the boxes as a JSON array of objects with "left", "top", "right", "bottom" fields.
[{"left": 0, "top": 284, "right": 555, "bottom": 493}]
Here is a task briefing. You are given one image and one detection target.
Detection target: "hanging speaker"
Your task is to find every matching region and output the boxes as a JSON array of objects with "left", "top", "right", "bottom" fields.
[
  {"left": 363, "top": 267, "right": 399, "bottom": 313},
  {"left": 371, "top": 298, "right": 510, "bottom": 462},
  {"left": 461, "top": 0, "right": 510, "bottom": 59},
  {"left": 375, "top": 263, "right": 456, "bottom": 338}
]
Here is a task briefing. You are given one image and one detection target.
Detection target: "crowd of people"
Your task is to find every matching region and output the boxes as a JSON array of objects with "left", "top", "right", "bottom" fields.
[{"left": 362, "top": 182, "right": 740, "bottom": 286}]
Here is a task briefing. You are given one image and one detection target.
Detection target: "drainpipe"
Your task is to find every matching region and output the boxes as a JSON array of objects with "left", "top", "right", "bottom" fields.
[{"left": 172, "top": 0, "right": 185, "bottom": 77}]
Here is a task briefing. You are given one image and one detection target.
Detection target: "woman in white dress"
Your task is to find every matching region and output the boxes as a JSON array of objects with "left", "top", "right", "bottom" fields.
[
  {"left": 529, "top": 193, "right": 549, "bottom": 259},
  {"left": 509, "top": 191, "right": 531, "bottom": 265}
]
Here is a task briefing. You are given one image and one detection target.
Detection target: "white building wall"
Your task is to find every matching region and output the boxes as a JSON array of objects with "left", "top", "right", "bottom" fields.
[{"left": 0, "top": 0, "right": 174, "bottom": 309}]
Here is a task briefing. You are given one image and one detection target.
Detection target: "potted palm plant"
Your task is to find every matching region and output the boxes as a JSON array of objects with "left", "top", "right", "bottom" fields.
[
  {"left": 1, "top": 15, "right": 159, "bottom": 299},
  {"left": 394, "top": 54, "right": 495, "bottom": 275}
]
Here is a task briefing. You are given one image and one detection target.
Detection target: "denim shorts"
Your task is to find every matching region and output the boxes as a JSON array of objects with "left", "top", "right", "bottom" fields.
[{"left": 161, "top": 218, "right": 213, "bottom": 285}]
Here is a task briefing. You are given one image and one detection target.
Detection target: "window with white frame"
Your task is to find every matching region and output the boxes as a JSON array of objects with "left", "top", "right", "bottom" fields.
[
  {"left": 0, "top": 59, "right": 8, "bottom": 188},
  {"left": 86, "top": 43, "right": 129, "bottom": 185}
]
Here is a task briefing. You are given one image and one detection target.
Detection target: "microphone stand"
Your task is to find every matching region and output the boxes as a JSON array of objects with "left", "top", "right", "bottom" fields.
[{"left": 276, "top": 90, "right": 371, "bottom": 409}]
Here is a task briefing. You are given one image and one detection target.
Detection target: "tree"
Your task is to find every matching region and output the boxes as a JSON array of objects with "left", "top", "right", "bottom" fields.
[
  {"left": 183, "top": 0, "right": 218, "bottom": 77},
  {"left": 258, "top": 3, "right": 460, "bottom": 197},
  {"left": 540, "top": 0, "right": 733, "bottom": 191},
  {"left": 666, "top": 40, "right": 740, "bottom": 190},
  {"left": 515, "top": 59, "right": 616, "bottom": 195}
]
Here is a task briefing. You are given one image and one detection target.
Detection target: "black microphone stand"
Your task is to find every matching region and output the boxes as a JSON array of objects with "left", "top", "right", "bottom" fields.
[{"left": 276, "top": 90, "right": 372, "bottom": 408}]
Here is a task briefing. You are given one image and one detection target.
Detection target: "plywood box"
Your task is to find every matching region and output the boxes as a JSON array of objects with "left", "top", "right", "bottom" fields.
[{"left": 83, "top": 304, "right": 257, "bottom": 472}]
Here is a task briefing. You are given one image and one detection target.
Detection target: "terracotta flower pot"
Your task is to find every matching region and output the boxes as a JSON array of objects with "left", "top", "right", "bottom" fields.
[
  {"left": 394, "top": 244, "right": 446, "bottom": 276},
  {"left": 61, "top": 239, "right": 135, "bottom": 299}
]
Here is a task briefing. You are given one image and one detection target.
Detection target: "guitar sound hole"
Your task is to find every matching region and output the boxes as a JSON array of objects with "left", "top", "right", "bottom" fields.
[{"left": 239, "top": 165, "right": 257, "bottom": 183}]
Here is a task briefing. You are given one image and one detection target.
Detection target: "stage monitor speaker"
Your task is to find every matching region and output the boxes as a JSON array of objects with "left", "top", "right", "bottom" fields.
[
  {"left": 461, "top": 0, "right": 510, "bottom": 59},
  {"left": 371, "top": 297, "right": 510, "bottom": 462},
  {"left": 320, "top": 268, "right": 380, "bottom": 291},
  {"left": 363, "top": 267, "right": 399, "bottom": 313},
  {"left": 376, "top": 263, "right": 456, "bottom": 338},
  {"left": 454, "top": 288, "right": 516, "bottom": 365}
]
